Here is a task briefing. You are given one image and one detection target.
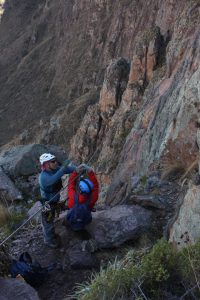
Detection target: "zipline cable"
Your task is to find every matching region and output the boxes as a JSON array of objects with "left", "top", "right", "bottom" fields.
[
  {"left": 0, "top": 190, "right": 60, "bottom": 247},
  {"left": 0, "top": 157, "right": 96, "bottom": 247}
]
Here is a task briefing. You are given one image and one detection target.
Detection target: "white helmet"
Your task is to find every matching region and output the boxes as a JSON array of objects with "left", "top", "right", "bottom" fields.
[{"left": 39, "top": 153, "right": 55, "bottom": 165}]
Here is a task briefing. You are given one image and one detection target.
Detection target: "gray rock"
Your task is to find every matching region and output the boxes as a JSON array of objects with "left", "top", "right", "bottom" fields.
[
  {"left": 0, "top": 144, "right": 67, "bottom": 177},
  {"left": 131, "top": 175, "right": 140, "bottom": 189},
  {"left": 99, "top": 57, "right": 130, "bottom": 120},
  {"left": 145, "top": 176, "right": 161, "bottom": 190},
  {"left": 128, "top": 194, "right": 166, "bottom": 210},
  {"left": 28, "top": 201, "right": 42, "bottom": 223},
  {"left": 169, "top": 185, "right": 200, "bottom": 248},
  {"left": 0, "top": 278, "right": 39, "bottom": 300},
  {"left": 0, "top": 167, "right": 22, "bottom": 202},
  {"left": 86, "top": 205, "right": 152, "bottom": 248},
  {"left": 196, "top": 128, "right": 200, "bottom": 150},
  {"left": 15, "top": 174, "right": 40, "bottom": 200},
  {"left": 67, "top": 244, "right": 99, "bottom": 270},
  {"left": 81, "top": 239, "right": 98, "bottom": 253}
]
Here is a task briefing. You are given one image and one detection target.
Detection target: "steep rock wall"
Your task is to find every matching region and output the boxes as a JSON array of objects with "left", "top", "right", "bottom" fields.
[
  {"left": 1, "top": 0, "right": 200, "bottom": 207},
  {"left": 0, "top": 0, "right": 163, "bottom": 147},
  {"left": 107, "top": 1, "right": 200, "bottom": 205},
  {"left": 70, "top": 0, "right": 200, "bottom": 205}
]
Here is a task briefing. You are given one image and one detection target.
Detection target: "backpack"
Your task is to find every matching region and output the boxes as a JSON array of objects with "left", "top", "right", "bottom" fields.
[
  {"left": 10, "top": 252, "right": 49, "bottom": 287},
  {"left": 67, "top": 194, "right": 92, "bottom": 231}
]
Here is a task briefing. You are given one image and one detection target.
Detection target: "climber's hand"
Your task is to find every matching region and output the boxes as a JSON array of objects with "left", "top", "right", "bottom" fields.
[
  {"left": 76, "top": 163, "right": 93, "bottom": 173},
  {"left": 62, "top": 159, "right": 71, "bottom": 168}
]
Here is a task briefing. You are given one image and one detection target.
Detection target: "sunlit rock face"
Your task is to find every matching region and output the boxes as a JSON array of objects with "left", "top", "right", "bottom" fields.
[
  {"left": 104, "top": 2, "right": 200, "bottom": 205},
  {"left": 0, "top": 0, "right": 187, "bottom": 150},
  {"left": 69, "top": 0, "right": 200, "bottom": 207},
  {"left": 0, "top": 0, "right": 200, "bottom": 209},
  {"left": 0, "top": 0, "right": 161, "bottom": 147}
]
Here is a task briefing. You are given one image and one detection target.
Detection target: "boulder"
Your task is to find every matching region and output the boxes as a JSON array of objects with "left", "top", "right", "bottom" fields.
[
  {"left": 14, "top": 174, "right": 40, "bottom": 200},
  {"left": 0, "top": 144, "right": 67, "bottom": 177},
  {"left": 99, "top": 57, "right": 130, "bottom": 119},
  {"left": 27, "top": 201, "right": 42, "bottom": 223},
  {"left": 86, "top": 205, "right": 152, "bottom": 248},
  {"left": 169, "top": 185, "right": 200, "bottom": 248},
  {"left": 0, "top": 167, "right": 22, "bottom": 202},
  {"left": 128, "top": 194, "right": 166, "bottom": 210},
  {"left": 0, "top": 278, "right": 39, "bottom": 300},
  {"left": 66, "top": 244, "right": 99, "bottom": 270}
]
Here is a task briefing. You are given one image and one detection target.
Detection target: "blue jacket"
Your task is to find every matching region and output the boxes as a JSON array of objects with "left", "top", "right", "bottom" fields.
[{"left": 39, "top": 165, "right": 75, "bottom": 203}]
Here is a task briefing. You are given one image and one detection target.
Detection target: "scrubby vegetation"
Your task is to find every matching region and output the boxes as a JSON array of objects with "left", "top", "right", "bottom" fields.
[
  {"left": 0, "top": 245, "right": 10, "bottom": 277},
  {"left": 0, "top": 204, "right": 10, "bottom": 227},
  {"left": 0, "top": 203, "right": 26, "bottom": 240},
  {"left": 68, "top": 239, "right": 200, "bottom": 300},
  {"left": 0, "top": 204, "right": 28, "bottom": 277}
]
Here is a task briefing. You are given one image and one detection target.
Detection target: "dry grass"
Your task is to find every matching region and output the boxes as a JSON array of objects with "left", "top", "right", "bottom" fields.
[
  {"left": 160, "top": 161, "right": 186, "bottom": 181},
  {"left": 67, "top": 239, "right": 200, "bottom": 300},
  {"left": 179, "top": 158, "right": 199, "bottom": 183},
  {"left": 159, "top": 153, "right": 200, "bottom": 185},
  {"left": 0, "top": 204, "right": 10, "bottom": 227}
]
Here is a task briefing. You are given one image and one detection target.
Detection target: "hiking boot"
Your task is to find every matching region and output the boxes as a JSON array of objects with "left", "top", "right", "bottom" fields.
[{"left": 44, "top": 240, "right": 59, "bottom": 249}]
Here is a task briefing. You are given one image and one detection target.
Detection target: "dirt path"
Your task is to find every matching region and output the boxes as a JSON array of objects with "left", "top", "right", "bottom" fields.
[{"left": 9, "top": 219, "right": 98, "bottom": 300}]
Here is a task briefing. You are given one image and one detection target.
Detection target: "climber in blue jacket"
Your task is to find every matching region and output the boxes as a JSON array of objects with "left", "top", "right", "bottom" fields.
[{"left": 39, "top": 153, "right": 76, "bottom": 248}]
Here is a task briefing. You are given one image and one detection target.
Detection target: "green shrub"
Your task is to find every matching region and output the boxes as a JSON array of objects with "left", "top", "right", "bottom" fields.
[
  {"left": 0, "top": 211, "right": 26, "bottom": 235},
  {"left": 179, "top": 239, "right": 200, "bottom": 284},
  {"left": 9, "top": 211, "right": 26, "bottom": 229},
  {"left": 0, "top": 204, "right": 10, "bottom": 226},
  {"left": 68, "top": 239, "right": 200, "bottom": 300},
  {"left": 140, "top": 175, "right": 148, "bottom": 186},
  {"left": 68, "top": 258, "right": 139, "bottom": 300},
  {"left": 141, "top": 239, "right": 178, "bottom": 284}
]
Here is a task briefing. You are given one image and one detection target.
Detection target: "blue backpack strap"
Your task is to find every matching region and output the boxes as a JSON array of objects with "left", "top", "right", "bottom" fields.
[
  {"left": 74, "top": 193, "right": 79, "bottom": 205},
  {"left": 85, "top": 194, "right": 91, "bottom": 208},
  {"left": 10, "top": 260, "right": 32, "bottom": 278}
]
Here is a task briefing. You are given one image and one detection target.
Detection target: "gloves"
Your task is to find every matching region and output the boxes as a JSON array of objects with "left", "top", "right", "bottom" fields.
[
  {"left": 62, "top": 159, "right": 70, "bottom": 168},
  {"left": 42, "top": 202, "right": 51, "bottom": 213},
  {"left": 76, "top": 163, "right": 93, "bottom": 173}
]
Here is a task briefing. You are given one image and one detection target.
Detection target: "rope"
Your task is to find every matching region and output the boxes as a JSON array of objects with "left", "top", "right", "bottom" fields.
[
  {"left": 0, "top": 159, "right": 96, "bottom": 247},
  {"left": 0, "top": 191, "right": 59, "bottom": 247}
]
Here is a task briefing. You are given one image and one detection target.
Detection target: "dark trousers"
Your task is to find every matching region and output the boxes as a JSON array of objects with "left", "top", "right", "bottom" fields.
[{"left": 41, "top": 208, "right": 56, "bottom": 244}]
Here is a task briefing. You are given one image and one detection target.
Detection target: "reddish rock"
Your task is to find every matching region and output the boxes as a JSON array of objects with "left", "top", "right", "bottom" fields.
[{"left": 99, "top": 57, "right": 130, "bottom": 119}]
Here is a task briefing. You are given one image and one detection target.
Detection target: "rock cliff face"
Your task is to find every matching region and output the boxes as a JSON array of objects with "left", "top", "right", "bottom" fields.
[
  {"left": 0, "top": 0, "right": 200, "bottom": 209},
  {"left": 70, "top": 0, "right": 200, "bottom": 205},
  {"left": 0, "top": 0, "right": 164, "bottom": 148},
  {"left": 169, "top": 185, "right": 200, "bottom": 247},
  {"left": 0, "top": 0, "right": 186, "bottom": 145}
]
